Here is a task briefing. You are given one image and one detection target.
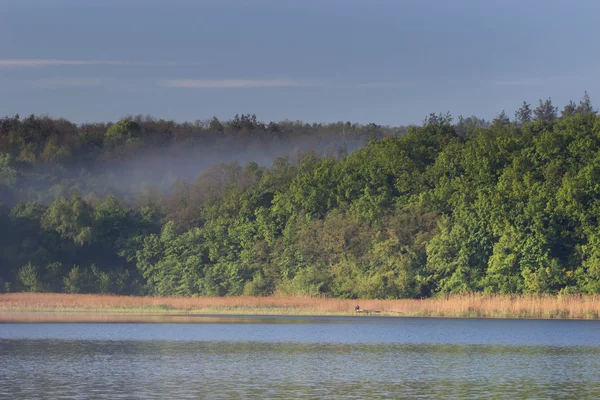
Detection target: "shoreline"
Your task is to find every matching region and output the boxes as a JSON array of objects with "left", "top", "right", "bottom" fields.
[
  {"left": 2, "top": 293, "right": 600, "bottom": 321},
  {"left": 1, "top": 309, "right": 599, "bottom": 323}
]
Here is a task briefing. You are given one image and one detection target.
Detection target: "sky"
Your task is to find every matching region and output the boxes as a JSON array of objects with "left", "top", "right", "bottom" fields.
[{"left": 1, "top": 0, "right": 599, "bottom": 125}]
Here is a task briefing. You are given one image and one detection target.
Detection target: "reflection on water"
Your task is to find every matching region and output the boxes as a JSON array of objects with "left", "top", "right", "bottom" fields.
[
  {"left": 0, "top": 312, "right": 340, "bottom": 324},
  {"left": 1, "top": 317, "right": 600, "bottom": 399}
]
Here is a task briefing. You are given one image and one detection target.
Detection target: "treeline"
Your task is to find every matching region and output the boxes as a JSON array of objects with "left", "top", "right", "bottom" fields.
[
  {"left": 1, "top": 94, "right": 600, "bottom": 298},
  {"left": 0, "top": 113, "right": 403, "bottom": 205}
]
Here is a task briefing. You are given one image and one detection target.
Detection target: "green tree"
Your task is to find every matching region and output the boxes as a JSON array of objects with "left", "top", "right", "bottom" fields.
[
  {"left": 515, "top": 102, "right": 533, "bottom": 125},
  {"left": 42, "top": 196, "right": 94, "bottom": 246},
  {"left": 534, "top": 98, "right": 558, "bottom": 122},
  {"left": 104, "top": 120, "right": 141, "bottom": 147},
  {"left": 18, "top": 262, "right": 46, "bottom": 292}
]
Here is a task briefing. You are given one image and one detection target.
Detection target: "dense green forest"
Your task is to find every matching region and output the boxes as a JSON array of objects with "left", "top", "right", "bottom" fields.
[{"left": 2, "top": 94, "right": 600, "bottom": 298}]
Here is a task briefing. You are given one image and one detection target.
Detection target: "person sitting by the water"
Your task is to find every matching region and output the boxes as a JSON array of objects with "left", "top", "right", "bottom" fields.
[{"left": 355, "top": 305, "right": 360, "bottom": 312}]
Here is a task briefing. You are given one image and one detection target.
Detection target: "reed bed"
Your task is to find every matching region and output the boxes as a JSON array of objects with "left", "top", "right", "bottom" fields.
[{"left": 2, "top": 293, "right": 600, "bottom": 319}]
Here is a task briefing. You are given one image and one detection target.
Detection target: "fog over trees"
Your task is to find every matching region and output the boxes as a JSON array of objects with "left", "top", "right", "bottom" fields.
[{"left": 2, "top": 94, "right": 600, "bottom": 298}]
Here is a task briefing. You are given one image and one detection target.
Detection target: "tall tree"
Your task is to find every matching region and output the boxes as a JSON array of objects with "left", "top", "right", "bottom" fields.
[
  {"left": 576, "top": 91, "right": 596, "bottom": 114},
  {"left": 492, "top": 111, "right": 510, "bottom": 127},
  {"left": 514, "top": 102, "right": 533, "bottom": 125},
  {"left": 534, "top": 98, "right": 558, "bottom": 122}
]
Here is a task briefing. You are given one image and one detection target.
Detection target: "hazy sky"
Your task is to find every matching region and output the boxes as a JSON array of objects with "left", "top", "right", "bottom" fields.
[{"left": 1, "top": 0, "right": 599, "bottom": 125}]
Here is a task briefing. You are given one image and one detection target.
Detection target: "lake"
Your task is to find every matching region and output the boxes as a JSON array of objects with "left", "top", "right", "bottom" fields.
[{"left": 1, "top": 315, "right": 600, "bottom": 399}]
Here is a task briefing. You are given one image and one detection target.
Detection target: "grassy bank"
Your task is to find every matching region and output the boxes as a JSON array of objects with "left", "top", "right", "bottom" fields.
[{"left": 2, "top": 293, "right": 600, "bottom": 320}]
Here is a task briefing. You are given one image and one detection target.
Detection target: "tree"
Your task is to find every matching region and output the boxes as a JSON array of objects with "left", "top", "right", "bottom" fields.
[
  {"left": 93, "top": 195, "right": 132, "bottom": 245},
  {"left": 455, "top": 115, "right": 488, "bottom": 138},
  {"left": 0, "top": 154, "right": 16, "bottom": 182},
  {"left": 63, "top": 266, "right": 83, "bottom": 293},
  {"left": 40, "top": 137, "right": 71, "bottom": 163},
  {"left": 514, "top": 102, "right": 532, "bottom": 125},
  {"left": 483, "top": 225, "right": 524, "bottom": 293},
  {"left": 492, "top": 111, "right": 510, "bottom": 127},
  {"left": 576, "top": 91, "right": 596, "bottom": 114},
  {"left": 424, "top": 112, "right": 453, "bottom": 126},
  {"left": 104, "top": 120, "right": 141, "bottom": 147},
  {"left": 534, "top": 98, "right": 557, "bottom": 122},
  {"left": 135, "top": 222, "right": 206, "bottom": 296},
  {"left": 209, "top": 117, "right": 224, "bottom": 132},
  {"left": 41, "top": 196, "right": 94, "bottom": 246},
  {"left": 18, "top": 262, "right": 46, "bottom": 292},
  {"left": 562, "top": 101, "right": 577, "bottom": 118}
]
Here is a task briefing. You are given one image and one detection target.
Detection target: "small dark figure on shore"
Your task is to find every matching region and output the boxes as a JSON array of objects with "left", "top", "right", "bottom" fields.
[{"left": 355, "top": 305, "right": 360, "bottom": 312}]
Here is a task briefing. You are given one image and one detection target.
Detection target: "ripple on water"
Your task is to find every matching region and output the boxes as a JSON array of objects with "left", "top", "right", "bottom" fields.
[{"left": 1, "top": 318, "right": 600, "bottom": 399}]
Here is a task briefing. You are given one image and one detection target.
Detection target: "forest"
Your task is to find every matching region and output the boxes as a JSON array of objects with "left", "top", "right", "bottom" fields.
[{"left": 1, "top": 94, "right": 599, "bottom": 298}]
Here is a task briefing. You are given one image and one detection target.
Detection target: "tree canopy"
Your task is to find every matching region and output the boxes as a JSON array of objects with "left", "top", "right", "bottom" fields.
[{"left": 2, "top": 95, "right": 600, "bottom": 298}]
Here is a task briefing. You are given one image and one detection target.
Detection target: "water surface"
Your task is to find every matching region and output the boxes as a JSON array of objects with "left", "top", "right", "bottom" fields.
[{"left": 1, "top": 316, "right": 599, "bottom": 399}]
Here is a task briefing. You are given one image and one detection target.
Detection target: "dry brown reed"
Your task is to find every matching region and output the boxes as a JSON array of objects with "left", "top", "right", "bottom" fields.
[{"left": 1, "top": 293, "right": 600, "bottom": 319}]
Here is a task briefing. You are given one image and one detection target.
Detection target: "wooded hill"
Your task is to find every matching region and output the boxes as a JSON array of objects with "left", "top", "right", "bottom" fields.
[{"left": 2, "top": 94, "right": 599, "bottom": 298}]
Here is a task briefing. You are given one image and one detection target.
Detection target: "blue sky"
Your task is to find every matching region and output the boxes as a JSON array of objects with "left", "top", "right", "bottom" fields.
[{"left": 1, "top": 0, "right": 599, "bottom": 125}]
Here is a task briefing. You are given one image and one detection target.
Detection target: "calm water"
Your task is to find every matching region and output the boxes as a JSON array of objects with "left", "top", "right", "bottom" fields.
[{"left": 1, "top": 316, "right": 600, "bottom": 399}]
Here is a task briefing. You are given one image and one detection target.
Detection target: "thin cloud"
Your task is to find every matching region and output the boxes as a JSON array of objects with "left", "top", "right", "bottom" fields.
[
  {"left": 161, "top": 79, "right": 415, "bottom": 89},
  {"left": 161, "top": 79, "right": 314, "bottom": 89},
  {"left": 335, "top": 81, "right": 416, "bottom": 89}
]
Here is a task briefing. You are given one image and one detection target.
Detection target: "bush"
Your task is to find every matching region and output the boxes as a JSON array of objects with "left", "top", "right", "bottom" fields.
[{"left": 18, "top": 262, "right": 46, "bottom": 292}]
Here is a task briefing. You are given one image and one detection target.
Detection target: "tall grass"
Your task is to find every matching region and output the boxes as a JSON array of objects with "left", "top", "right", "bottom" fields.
[{"left": 1, "top": 293, "right": 600, "bottom": 319}]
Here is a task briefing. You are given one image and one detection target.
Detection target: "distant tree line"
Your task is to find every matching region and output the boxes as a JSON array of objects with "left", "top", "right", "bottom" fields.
[{"left": 2, "top": 94, "right": 600, "bottom": 298}]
